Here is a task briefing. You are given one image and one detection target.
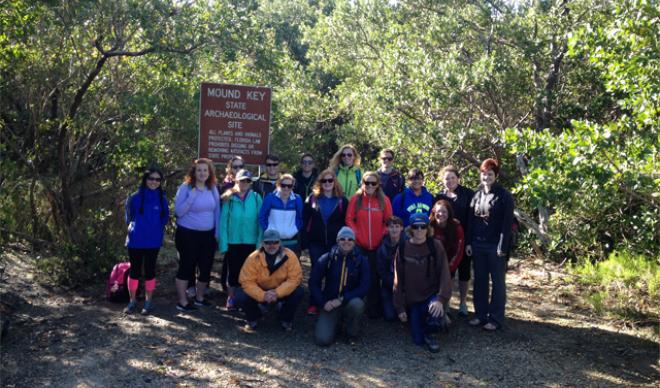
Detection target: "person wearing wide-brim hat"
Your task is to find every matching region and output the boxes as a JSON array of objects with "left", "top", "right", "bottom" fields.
[
  {"left": 236, "top": 229, "right": 303, "bottom": 332},
  {"left": 393, "top": 213, "right": 452, "bottom": 353},
  {"left": 309, "top": 226, "right": 370, "bottom": 346}
]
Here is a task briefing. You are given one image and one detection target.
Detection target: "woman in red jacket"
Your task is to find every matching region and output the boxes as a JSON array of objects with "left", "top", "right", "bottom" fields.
[
  {"left": 430, "top": 199, "right": 465, "bottom": 320},
  {"left": 346, "top": 171, "right": 393, "bottom": 318}
]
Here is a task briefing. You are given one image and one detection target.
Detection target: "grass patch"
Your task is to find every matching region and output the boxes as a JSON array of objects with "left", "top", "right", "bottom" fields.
[{"left": 570, "top": 250, "right": 659, "bottom": 326}]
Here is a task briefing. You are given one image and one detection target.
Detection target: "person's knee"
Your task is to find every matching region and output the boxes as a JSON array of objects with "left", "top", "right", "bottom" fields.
[
  {"left": 347, "top": 298, "right": 365, "bottom": 313},
  {"left": 314, "top": 328, "right": 334, "bottom": 346}
]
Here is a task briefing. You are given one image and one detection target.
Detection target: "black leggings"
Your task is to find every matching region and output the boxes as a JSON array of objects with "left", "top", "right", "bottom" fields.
[
  {"left": 225, "top": 244, "right": 256, "bottom": 288},
  {"left": 175, "top": 226, "right": 216, "bottom": 283},
  {"left": 128, "top": 248, "right": 159, "bottom": 280}
]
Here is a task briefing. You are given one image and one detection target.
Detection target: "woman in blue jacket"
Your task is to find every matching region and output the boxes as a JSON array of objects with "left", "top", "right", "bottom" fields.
[
  {"left": 124, "top": 167, "right": 170, "bottom": 315},
  {"left": 258, "top": 174, "right": 303, "bottom": 257},
  {"left": 218, "top": 169, "right": 263, "bottom": 311}
]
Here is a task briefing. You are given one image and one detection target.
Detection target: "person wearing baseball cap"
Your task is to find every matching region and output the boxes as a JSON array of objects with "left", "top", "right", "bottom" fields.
[
  {"left": 236, "top": 228, "right": 303, "bottom": 332},
  {"left": 309, "top": 226, "right": 370, "bottom": 346}
]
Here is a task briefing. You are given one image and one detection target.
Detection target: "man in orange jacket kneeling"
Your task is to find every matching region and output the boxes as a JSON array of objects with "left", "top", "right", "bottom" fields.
[{"left": 236, "top": 229, "right": 304, "bottom": 332}]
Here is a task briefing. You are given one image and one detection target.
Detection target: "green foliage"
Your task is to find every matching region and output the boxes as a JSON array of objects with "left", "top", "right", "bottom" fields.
[{"left": 571, "top": 250, "right": 659, "bottom": 321}]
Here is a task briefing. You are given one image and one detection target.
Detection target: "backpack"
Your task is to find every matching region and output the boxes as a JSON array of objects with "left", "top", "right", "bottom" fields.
[{"left": 106, "top": 262, "right": 132, "bottom": 303}]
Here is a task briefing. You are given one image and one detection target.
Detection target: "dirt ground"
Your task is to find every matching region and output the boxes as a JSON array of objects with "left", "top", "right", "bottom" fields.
[{"left": 1, "top": 244, "right": 658, "bottom": 388}]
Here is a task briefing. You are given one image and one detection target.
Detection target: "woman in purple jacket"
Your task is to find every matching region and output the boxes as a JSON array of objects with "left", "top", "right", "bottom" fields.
[{"left": 124, "top": 167, "right": 170, "bottom": 315}]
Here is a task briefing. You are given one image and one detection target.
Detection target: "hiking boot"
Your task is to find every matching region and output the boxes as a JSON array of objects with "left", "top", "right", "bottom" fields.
[
  {"left": 458, "top": 303, "right": 468, "bottom": 317},
  {"left": 123, "top": 301, "right": 138, "bottom": 314},
  {"left": 176, "top": 302, "right": 197, "bottom": 312},
  {"left": 194, "top": 298, "right": 212, "bottom": 307},
  {"left": 243, "top": 321, "right": 258, "bottom": 333},
  {"left": 307, "top": 305, "right": 318, "bottom": 315},
  {"left": 141, "top": 301, "right": 155, "bottom": 315},
  {"left": 424, "top": 335, "right": 440, "bottom": 353}
]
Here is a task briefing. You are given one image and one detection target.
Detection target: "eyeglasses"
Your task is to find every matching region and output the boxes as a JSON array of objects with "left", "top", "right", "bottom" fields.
[
  {"left": 147, "top": 177, "right": 162, "bottom": 182},
  {"left": 364, "top": 181, "right": 378, "bottom": 187},
  {"left": 280, "top": 183, "right": 293, "bottom": 189},
  {"left": 266, "top": 163, "right": 279, "bottom": 167},
  {"left": 341, "top": 153, "right": 354, "bottom": 158},
  {"left": 411, "top": 224, "right": 428, "bottom": 230},
  {"left": 264, "top": 241, "right": 280, "bottom": 245},
  {"left": 320, "top": 179, "right": 334, "bottom": 184},
  {"left": 239, "top": 179, "right": 251, "bottom": 183},
  {"left": 302, "top": 160, "right": 314, "bottom": 165},
  {"left": 380, "top": 156, "right": 393, "bottom": 161},
  {"left": 339, "top": 238, "right": 354, "bottom": 242},
  {"left": 232, "top": 164, "right": 244, "bottom": 169}
]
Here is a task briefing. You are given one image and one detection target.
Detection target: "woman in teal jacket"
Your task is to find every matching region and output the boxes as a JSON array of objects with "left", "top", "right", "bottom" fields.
[{"left": 218, "top": 170, "right": 263, "bottom": 310}]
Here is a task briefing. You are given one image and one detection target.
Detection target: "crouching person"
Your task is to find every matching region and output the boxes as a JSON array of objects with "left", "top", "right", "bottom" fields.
[
  {"left": 236, "top": 229, "right": 304, "bottom": 332},
  {"left": 310, "top": 227, "right": 370, "bottom": 346},
  {"left": 393, "top": 213, "right": 452, "bottom": 353}
]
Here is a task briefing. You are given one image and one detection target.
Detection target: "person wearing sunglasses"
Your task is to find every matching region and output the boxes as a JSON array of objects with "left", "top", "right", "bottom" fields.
[
  {"left": 302, "top": 169, "right": 349, "bottom": 315},
  {"left": 392, "top": 168, "right": 434, "bottom": 226},
  {"left": 123, "top": 167, "right": 170, "bottom": 315},
  {"left": 465, "top": 158, "right": 514, "bottom": 331},
  {"left": 236, "top": 229, "right": 304, "bottom": 332},
  {"left": 220, "top": 155, "right": 245, "bottom": 194},
  {"left": 310, "top": 227, "right": 370, "bottom": 346},
  {"left": 328, "top": 144, "right": 362, "bottom": 198},
  {"left": 434, "top": 165, "right": 474, "bottom": 317},
  {"left": 377, "top": 148, "right": 404, "bottom": 201},
  {"left": 254, "top": 154, "right": 281, "bottom": 197},
  {"left": 218, "top": 169, "right": 263, "bottom": 312},
  {"left": 346, "top": 171, "right": 393, "bottom": 318},
  {"left": 173, "top": 158, "right": 220, "bottom": 311},
  {"left": 258, "top": 174, "right": 304, "bottom": 257},
  {"left": 393, "top": 213, "right": 452, "bottom": 353},
  {"left": 293, "top": 153, "right": 318, "bottom": 200}
]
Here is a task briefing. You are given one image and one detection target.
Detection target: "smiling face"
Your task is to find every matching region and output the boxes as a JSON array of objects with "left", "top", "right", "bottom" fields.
[
  {"left": 409, "top": 176, "right": 423, "bottom": 191},
  {"left": 443, "top": 171, "right": 459, "bottom": 192},
  {"left": 363, "top": 177, "right": 378, "bottom": 195},
  {"left": 263, "top": 240, "right": 280, "bottom": 255},
  {"left": 337, "top": 237, "right": 355, "bottom": 254},
  {"left": 266, "top": 158, "right": 280, "bottom": 177},
  {"left": 340, "top": 147, "right": 355, "bottom": 167},
  {"left": 301, "top": 156, "right": 314, "bottom": 173},
  {"left": 320, "top": 173, "right": 335, "bottom": 194},
  {"left": 195, "top": 163, "right": 210, "bottom": 186},
  {"left": 434, "top": 205, "right": 449, "bottom": 225},
  {"left": 480, "top": 169, "right": 497, "bottom": 187},
  {"left": 279, "top": 178, "right": 294, "bottom": 195},
  {"left": 387, "top": 222, "right": 403, "bottom": 240},
  {"left": 380, "top": 151, "right": 393, "bottom": 169},
  {"left": 146, "top": 173, "right": 162, "bottom": 190},
  {"left": 237, "top": 178, "right": 251, "bottom": 192}
]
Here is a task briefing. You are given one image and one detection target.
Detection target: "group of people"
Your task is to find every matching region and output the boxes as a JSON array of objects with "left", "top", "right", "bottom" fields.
[{"left": 123, "top": 145, "right": 514, "bottom": 352}]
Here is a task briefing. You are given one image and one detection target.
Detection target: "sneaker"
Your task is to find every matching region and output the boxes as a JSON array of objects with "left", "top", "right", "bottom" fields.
[
  {"left": 243, "top": 321, "right": 258, "bottom": 333},
  {"left": 458, "top": 303, "right": 468, "bottom": 317},
  {"left": 141, "top": 301, "right": 155, "bottom": 315},
  {"left": 194, "top": 298, "right": 212, "bottom": 307},
  {"left": 307, "top": 305, "right": 318, "bottom": 315},
  {"left": 483, "top": 322, "right": 499, "bottom": 331},
  {"left": 468, "top": 317, "right": 483, "bottom": 327},
  {"left": 185, "top": 287, "right": 196, "bottom": 299},
  {"left": 123, "top": 301, "right": 138, "bottom": 314},
  {"left": 176, "top": 302, "right": 197, "bottom": 312},
  {"left": 281, "top": 321, "right": 293, "bottom": 332},
  {"left": 225, "top": 296, "right": 237, "bottom": 311},
  {"left": 424, "top": 335, "right": 440, "bottom": 353}
]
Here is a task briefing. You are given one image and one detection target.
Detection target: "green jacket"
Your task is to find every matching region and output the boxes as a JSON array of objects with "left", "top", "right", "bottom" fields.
[
  {"left": 336, "top": 165, "right": 362, "bottom": 198},
  {"left": 218, "top": 190, "right": 263, "bottom": 253}
]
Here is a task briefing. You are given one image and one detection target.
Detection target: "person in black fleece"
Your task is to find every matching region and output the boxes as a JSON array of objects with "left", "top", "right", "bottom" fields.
[
  {"left": 465, "top": 158, "right": 514, "bottom": 331},
  {"left": 376, "top": 216, "right": 404, "bottom": 321}
]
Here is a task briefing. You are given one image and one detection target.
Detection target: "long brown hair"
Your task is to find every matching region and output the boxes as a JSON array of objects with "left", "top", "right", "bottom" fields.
[
  {"left": 311, "top": 169, "right": 344, "bottom": 198},
  {"left": 184, "top": 158, "right": 217, "bottom": 189},
  {"left": 354, "top": 171, "right": 385, "bottom": 211},
  {"left": 429, "top": 199, "right": 458, "bottom": 244}
]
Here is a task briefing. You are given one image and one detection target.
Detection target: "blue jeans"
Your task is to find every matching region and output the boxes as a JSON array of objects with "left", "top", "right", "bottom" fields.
[
  {"left": 472, "top": 242, "right": 506, "bottom": 327},
  {"left": 235, "top": 286, "right": 304, "bottom": 323},
  {"left": 380, "top": 286, "right": 396, "bottom": 321},
  {"left": 315, "top": 298, "right": 365, "bottom": 346},
  {"left": 408, "top": 294, "right": 442, "bottom": 345}
]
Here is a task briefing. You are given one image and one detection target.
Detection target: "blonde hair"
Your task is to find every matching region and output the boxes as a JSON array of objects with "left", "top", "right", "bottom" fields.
[
  {"left": 329, "top": 144, "right": 361, "bottom": 171},
  {"left": 276, "top": 173, "right": 296, "bottom": 188},
  {"left": 311, "top": 169, "right": 344, "bottom": 198},
  {"left": 354, "top": 171, "right": 385, "bottom": 211}
]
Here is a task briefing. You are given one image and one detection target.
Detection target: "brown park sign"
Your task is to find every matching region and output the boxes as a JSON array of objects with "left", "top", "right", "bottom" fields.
[{"left": 198, "top": 83, "right": 272, "bottom": 165}]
